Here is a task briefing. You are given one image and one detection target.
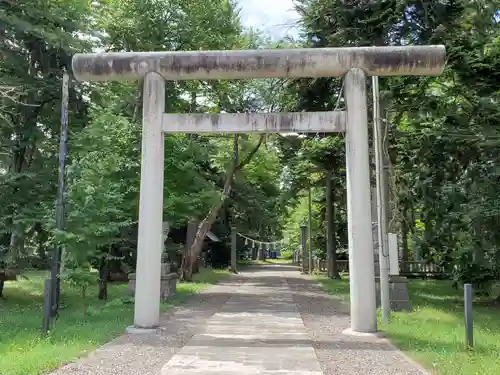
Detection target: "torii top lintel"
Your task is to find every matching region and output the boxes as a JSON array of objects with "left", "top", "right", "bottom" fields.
[{"left": 72, "top": 45, "right": 445, "bottom": 82}]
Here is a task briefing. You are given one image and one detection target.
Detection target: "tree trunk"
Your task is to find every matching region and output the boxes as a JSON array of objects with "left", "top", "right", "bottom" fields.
[
  {"left": 0, "top": 280, "right": 4, "bottom": 299},
  {"left": 192, "top": 258, "right": 200, "bottom": 275},
  {"left": 82, "top": 287, "right": 87, "bottom": 315},
  {"left": 410, "top": 211, "right": 419, "bottom": 261},
  {"left": 186, "top": 221, "right": 199, "bottom": 274},
  {"left": 326, "top": 168, "right": 341, "bottom": 279},
  {"left": 98, "top": 255, "right": 108, "bottom": 300},
  {"left": 9, "top": 223, "right": 25, "bottom": 264},
  {"left": 180, "top": 199, "right": 227, "bottom": 281},
  {"left": 180, "top": 135, "right": 265, "bottom": 281}
]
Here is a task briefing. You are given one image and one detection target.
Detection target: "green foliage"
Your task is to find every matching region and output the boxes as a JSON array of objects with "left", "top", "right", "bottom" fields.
[
  {"left": 0, "top": 268, "right": 229, "bottom": 375},
  {"left": 279, "top": 133, "right": 347, "bottom": 261},
  {"left": 62, "top": 265, "right": 95, "bottom": 314},
  {"left": 317, "top": 276, "right": 500, "bottom": 375},
  {"left": 4, "top": 0, "right": 500, "bottom": 371},
  {"left": 280, "top": 0, "right": 500, "bottom": 294},
  {"left": 0, "top": 0, "right": 93, "bottom": 269},
  {"left": 7, "top": 0, "right": 500, "bottom": 335},
  {"left": 0, "top": 0, "right": 285, "bottom": 293}
]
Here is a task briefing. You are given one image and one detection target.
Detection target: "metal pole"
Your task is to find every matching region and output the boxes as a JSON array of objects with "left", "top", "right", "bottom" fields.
[
  {"left": 464, "top": 283, "right": 473, "bottom": 348},
  {"left": 308, "top": 186, "right": 313, "bottom": 273},
  {"left": 326, "top": 169, "right": 335, "bottom": 278},
  {"left": 49, "top": 71, "right": 70, "bottom": 317},
  {"left": 230, "top": 229, "right": 237, "bottom": 273},
  {"left": 373, "top": 75, "right": 390, "bottom": 324},
  {"left": 229, "top": 136, "right": 238, "bottom": 271},
  {"left": 41, "top": 279, "right": 52, "bottom": 335}
]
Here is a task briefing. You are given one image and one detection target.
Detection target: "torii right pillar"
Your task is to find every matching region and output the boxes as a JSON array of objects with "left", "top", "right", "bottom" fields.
[{"left": 345, "top": 67, "right": 377, "bottom": 332}]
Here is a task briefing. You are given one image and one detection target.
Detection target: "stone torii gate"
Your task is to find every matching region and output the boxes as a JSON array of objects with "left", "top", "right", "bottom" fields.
[{"left": 72, "top": 46, "right": 445, "bottom": 334}]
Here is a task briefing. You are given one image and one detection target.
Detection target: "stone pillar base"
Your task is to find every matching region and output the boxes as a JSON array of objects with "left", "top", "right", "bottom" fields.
[
  {"left": 126, "top": 325, "right": 158, "bottom": 334},
  {"left": 128, "top": 270, "right": 178, "bottom": 301},
  {"left": 375, "top": 275, "right": 412, "bottom": 311}
]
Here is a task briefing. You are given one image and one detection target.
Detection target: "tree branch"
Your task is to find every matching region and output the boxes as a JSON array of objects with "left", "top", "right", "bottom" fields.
[{"left": 236, "top": 135, "right": 265, "bottom": 171}]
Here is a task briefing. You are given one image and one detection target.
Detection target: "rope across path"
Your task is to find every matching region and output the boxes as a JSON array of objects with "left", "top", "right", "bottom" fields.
[{"left": 236, "top": 233, "right": 283, "bottom": 259}]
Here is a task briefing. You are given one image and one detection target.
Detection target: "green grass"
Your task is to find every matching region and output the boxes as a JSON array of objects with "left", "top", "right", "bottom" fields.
[
  {"left": 314, "top": 274, "right": 350, "bottom": 302},
  {"left": 314, "top": 275, "right": 500, "bottom": 375},
  {"left": 266, "top": 257, "right": 293, "bottom": 264},
  {"left": 0, "top": 268, "right": 229, "bottom": 375}
]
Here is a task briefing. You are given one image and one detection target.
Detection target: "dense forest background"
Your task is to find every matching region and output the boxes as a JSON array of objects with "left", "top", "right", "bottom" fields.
[{"left": 1, "top": 0, "right": 500, "bottom": 298}]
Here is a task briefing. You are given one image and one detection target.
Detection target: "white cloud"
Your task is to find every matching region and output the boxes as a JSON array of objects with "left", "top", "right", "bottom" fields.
[{"left": 237, "top": 0, "right": 300, "bottom": 39}]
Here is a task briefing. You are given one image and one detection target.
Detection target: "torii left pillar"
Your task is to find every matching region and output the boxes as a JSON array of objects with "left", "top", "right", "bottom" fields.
[{"left": 131, "top": 72, "right": 165, "bottom": 330}]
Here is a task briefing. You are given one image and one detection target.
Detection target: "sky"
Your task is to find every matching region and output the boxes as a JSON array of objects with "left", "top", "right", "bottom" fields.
[{"left": 237, "top": 0, "right": 300, "bottom": 39}]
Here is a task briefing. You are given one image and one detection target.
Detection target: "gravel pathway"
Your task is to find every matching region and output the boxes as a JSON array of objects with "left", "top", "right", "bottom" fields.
[
  {"left": 159, "top": 265, "right": 323, "bottom": 375},
  {"left": 47, "top": 264, "right": 429, "bottom": 375},
  {"left": 48, "top": 274, "right": 248, "bottom": 375},
  {"left": 285, "top": 266, "right": 430, "bottom": 375}
]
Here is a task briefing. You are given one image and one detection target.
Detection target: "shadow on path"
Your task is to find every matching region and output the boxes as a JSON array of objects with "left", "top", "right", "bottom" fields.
[{"left": 47, "top": 263, "right": 429, "bottom": 375}]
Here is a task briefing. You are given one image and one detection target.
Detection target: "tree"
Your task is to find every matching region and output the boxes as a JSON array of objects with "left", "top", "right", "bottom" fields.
[
  {"left": 180, "top": 135, "right": 265, "bottom": 281},
  {"left": 292, "top": 0, "right": 500, "bottom": 297},
  {"left": 0, "top": 0, "right": 289, "bottom": 304},
  {"left": 0, "top": 0, "right": 92, "bottom": 297}
]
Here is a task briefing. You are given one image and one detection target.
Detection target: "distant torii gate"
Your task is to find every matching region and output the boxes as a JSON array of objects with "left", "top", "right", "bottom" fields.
[{"left": 72, "top": 45, "right": 445, "bottom": 334}]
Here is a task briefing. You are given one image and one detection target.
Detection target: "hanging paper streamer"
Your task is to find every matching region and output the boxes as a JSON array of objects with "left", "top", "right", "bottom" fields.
[{"left": 236, "top": 232, "right": 285, "bottom": 259}]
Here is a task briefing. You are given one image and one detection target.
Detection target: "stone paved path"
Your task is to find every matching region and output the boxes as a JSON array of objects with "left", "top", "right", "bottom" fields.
[{"left": 50, "top": 264, "right": 428, "bottom": 375}]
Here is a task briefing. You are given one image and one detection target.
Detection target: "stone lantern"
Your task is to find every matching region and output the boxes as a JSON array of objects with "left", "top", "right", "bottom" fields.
[{"left": 127, "top": 221, "right": 178, "bottom": 300}]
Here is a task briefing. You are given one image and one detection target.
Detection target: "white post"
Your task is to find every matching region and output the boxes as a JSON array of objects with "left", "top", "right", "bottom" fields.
[
  {"left": 345, "top": 68, "right": 377, "bottom": 333},
  {"left": 412, "top": 232, "right": 420, "bottom": 261},
  {"left": 388, "top": 233, "right": 400, "bottom": 275},
  {"left": 133, "top": 72, "right": 165, "bottom": 329},
  {"left": 372, "top": 75, "right": 391, "bottom": 324}
]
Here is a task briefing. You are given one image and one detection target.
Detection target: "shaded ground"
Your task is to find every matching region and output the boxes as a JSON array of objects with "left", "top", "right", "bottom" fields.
[
  {"left": 285, "top": 266, "right": 427, "bottom": 375},
  {"left": 0, "top": 268, "right": 229, "bottom": 375},
  {"left": 40, "top": 264, "right": 426, "bottom": 375},
  {"left": 315, "top": 275, "right": 500, "bottom": 375}
]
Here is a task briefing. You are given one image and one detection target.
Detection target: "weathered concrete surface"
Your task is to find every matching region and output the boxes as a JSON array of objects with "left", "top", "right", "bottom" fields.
[
  {"left": 72, "top": 45, "right": 446, "bottom": 82},
  {"left": 48, "top": 264, "right": 429, "bottom": 375},
  {"left": 47, "top": 275, "right": 248, "bottom": 375},
  {"left": 162, "top": 111, "right": 346, "bottom": 134},
  {"left": 160, "top": 267, "right": 323, "bottom": 375}
]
